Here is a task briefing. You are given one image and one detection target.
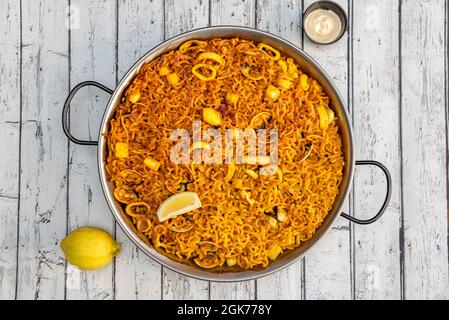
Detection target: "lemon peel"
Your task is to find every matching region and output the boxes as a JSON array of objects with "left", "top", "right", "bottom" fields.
[{"left": 61, "top": 226, "right": 120, "bottom": 270}]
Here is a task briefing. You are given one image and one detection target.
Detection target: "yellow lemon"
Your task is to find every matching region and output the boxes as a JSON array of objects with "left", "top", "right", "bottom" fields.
[
  {"left": 157, "top": 192, "right": 202, "bottom": 222},
  {"left": 60, "top": 226, "right": 120, "bottom": 270}
]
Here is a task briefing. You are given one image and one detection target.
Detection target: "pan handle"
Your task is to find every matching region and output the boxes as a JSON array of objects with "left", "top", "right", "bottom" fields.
[
  {"left": 62, "top": 81, "right": 113, "bottom": 146},
  {"left": 341, "top": 160, "right": 392, "bottom": 225}
]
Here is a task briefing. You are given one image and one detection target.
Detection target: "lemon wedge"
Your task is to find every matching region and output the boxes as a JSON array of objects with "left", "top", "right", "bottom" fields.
[{"left": 157, "top": 192, "right": 202, "bottom": 222}]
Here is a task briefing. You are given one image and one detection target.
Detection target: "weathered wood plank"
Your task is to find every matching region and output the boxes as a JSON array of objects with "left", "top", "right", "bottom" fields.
[
  {"left": 255, "top": 0, "right": 303, "bottom": 300},
  {"left": 352, "top": 0, "right": 401, "bottom": 300},
  {"left": 208, "top": 0, "right": 256, "bottom": 300},
  {"left": 65, "top": 0, "right": 116, "bottom": 300},
  {"left": 162, "top": 0, "right": 210, "bottom": 300},
  {"left": 401, "top": 0, "right": 449, "bottom": 299},
  {"left": 302, "top": 0, "right": 352, "bottom": 300},
  {"left": 209, "top": 280, "right": 255, "bottom": 300},
  {"left": 164, "top": 0, "right": 209, "bottom": 39},
  {"left": 0, "top": 0, "right": 20, "bottom": 300},
  {"left": 257, "top": 264, "right": 302, "bottom": 300},
  {"left": 114, "top": 0, "right": 164, "bottom": 300},
  {"left": 210, "top": 0, "right": 255, "bottom": 26},
  {"left": 256, "top": 0, "right": 302, "bottom": 44},
  {"left": 17, "top": 0, "right": 69, "bottom": 300}
]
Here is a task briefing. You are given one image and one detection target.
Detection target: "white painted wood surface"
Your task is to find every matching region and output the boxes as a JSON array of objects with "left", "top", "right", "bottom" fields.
[
  {"left": 401, "top": 0, "right": 448, "bottom": 300},
  {"left": 17, "top": 0, "right": 69, "bottom": 299},
  {"left": 0, "top": 0, "right": 20, "bottom": 300},
  {"left": 352, "top": 0, "right": 402, "bottom": 300},
  {"left": 0, "top": 0, "right": 448, "bottom": 300},
  {"left": 66, "top": 0, "right": 116, "bottom": 300}
]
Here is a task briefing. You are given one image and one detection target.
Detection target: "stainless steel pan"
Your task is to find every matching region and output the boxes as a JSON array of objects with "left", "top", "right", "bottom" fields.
[{"left": 62, "top": 26, "right": 391, "bottom": 282}]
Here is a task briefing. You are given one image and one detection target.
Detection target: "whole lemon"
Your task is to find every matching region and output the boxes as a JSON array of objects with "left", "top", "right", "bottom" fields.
[{"left": 61, "top": 226, "right": 120, "bottom": 270}]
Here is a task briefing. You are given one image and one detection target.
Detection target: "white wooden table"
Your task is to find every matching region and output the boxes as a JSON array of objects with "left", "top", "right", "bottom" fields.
[{"left": 0, "top": 0, "right": 448, "bottom": 300}]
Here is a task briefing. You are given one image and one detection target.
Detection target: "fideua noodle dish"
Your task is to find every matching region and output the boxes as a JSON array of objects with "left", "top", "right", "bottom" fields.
[{"left": 104, "top": 38, "right": 344, "bottom": 271}]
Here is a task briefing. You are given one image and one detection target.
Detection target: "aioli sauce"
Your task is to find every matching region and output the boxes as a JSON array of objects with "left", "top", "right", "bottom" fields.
[{"left": 304, "top": 8, "right": 342, "bottom": 44}]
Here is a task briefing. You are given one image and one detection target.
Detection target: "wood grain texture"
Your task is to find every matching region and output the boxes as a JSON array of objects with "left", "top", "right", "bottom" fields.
[
  {"left": 164, "top": 0, "right": 209, "bottom": 39},
  {"left": 208, "top": 0, "right": 256, "bottom": 300},
  {"left": 0, "top": 0, "right": 20, "bottom": 300},
  {"left": 255, "top": 0, "right": 303, "bottom": 300},
  {"left": 17, "top": 0, "right": 69, "bottom": 300},
  {"left": 401, "top": 0, "right": 449, "bottom": 299},
  {"left": 256, "top": 0, "right": 302, "bottom": 44},
  {"left": 114, "top": 0, "right": 164, "bottom": 300},
  {"left": 210, "top": 0, "right": 255, "bottom": 26},
  {"left": 256, "top": 263, "right": 302, "bottom": 300},
  {"left": 302, "top": 0, "right": 351, "bottom": 300},
  {"left": 162, "top": 0, "right": 210, "bottom": 300},
  {"left": 66, "top": 0, "right": 116, "bottom": 300},
  {"left": 352, "top": 0, "right": 401, "bottom": 300}
]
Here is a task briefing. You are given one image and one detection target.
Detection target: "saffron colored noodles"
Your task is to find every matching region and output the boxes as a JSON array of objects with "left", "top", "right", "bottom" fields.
[{"left": 105, "top": 38, "right": 344, "bottom": 271}]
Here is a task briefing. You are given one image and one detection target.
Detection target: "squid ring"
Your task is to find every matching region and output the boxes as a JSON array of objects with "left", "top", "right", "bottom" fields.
[
  {"left": 197, "top": 52, "right": 226, "bottom": 67},
  {"left": 136, "top": 218, "right": 152, "bottom": 232},
  {"left": 125, "top": 201, "right": 151, "bottom": 217},
  {"left": 179, "top": 40, "right": 207, "bottom": 52},
  {"left": 191, "top": 64, "right": 217, "bottom": 81},
  {"left": 257, "top": 43, "right": 281, "bottom": 61},
  {"left": 113, "top": 186, "right": 137, "bottom": 204}
]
